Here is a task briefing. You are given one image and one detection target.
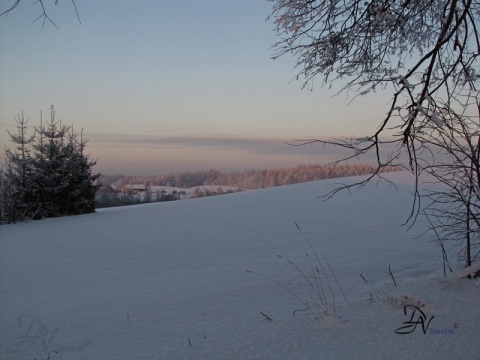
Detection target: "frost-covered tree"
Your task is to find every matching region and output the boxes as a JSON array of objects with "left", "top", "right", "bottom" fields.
[
  {"left": 268, "top": 0, "right": 480, "bottom": 268},
  {"left": 269, "top": 0, "right": 478, "bottom": 164},
  {"left": 418, "top": 108, "right": 480, "bottom": 268}
]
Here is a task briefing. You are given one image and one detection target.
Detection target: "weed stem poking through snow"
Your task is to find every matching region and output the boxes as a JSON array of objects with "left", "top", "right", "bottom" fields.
[
  {"left": 388, "top": 265, "right": 397, "bottom": 287},
  {"left": 295, "top": 222, "right": 348, "bottom": 305},
  {"left": 246, "top": 270, "right": 310, "bottom": 312}
]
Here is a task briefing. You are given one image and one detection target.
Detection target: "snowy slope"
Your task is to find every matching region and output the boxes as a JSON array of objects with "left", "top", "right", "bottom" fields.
[{"left": 0, "top": 172, "right": 478, "bottom": 360}]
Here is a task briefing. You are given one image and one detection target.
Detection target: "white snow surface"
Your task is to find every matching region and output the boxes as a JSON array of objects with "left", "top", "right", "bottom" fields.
[{"left": 1, "top": 172, "right": 479, "bottom": 360}]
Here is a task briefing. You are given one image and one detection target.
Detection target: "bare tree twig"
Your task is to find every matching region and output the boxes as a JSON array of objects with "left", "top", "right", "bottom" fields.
[{"left": 1, "top": 0, "right": 81, "bottom": 27}]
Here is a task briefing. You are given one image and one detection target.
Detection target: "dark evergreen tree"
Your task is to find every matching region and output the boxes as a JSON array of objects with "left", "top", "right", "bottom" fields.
[
  {"left": 1, "top": 106, "right": 99, "bottom": 222},
  {"left": 2, "top": 113, "right": 35, "bottom": 221},
  {"left": 30, "top": 109, "right": 70, "bottom": 217},
  {"left": 0, "top": 164, "right": 17, "bottom": 223},
  {"left": 62, "top": 127, "right": 99, "bottom": 214}
]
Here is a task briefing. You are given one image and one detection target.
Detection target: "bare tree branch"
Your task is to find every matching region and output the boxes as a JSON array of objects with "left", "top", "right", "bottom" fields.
[
  {"left": 269, "top": 0, "right": 480, "bottom": 267},
  {"left": 0, "top": 0, "right": 21, "bottom": 17},
  {"left": 0, "top": 0, "right": 81, "bottom": 27}
]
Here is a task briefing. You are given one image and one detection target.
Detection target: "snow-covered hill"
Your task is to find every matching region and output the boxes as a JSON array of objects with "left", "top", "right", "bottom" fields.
[{"left": 0, "top": 172, "right": 478, "bottom": 359}]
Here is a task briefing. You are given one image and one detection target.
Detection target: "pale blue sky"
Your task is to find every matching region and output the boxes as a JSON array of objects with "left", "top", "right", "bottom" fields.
[{"left": 0, "top": 0, "right": 389, "bottom": 175}]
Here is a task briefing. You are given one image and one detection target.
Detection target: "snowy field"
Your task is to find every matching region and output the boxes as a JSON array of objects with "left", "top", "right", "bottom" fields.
[{"left": 0, "top": 172, "right": 479, "bottom": 360}]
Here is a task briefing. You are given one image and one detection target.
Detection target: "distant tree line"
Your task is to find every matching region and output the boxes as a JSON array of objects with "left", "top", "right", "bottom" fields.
[
  {"left": 99, "top": 164, "right": 402, "bottom": 191},
  {"left": 95, "top": 186, "right": 182, "bottom": 208},
  {"left": 96, "top": 183, "right": 242, "bottom": 207},
  {"left": 0, "top": 107, "right": 99, "bottom": 223},
  {"left": 191, "top": 187, "right": 242, "bottom": 198}
]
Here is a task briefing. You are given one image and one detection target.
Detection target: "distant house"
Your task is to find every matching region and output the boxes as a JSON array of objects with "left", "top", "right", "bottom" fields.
[
  {"left": 99, "top": 184, "right": 120, "bottom": 193},
  {"left": 122, "top": 184, "right": 146, "bottom": 194}
]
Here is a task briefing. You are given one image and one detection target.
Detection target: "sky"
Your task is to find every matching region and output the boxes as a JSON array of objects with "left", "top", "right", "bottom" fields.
[{"left": 0, "top": 0, "right": 391, "bottom": 175}]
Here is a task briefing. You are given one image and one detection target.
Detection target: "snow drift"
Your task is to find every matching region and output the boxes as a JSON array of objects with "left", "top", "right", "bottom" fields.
[{"left": 0, "top": 172, "right": 478, "bottom": 359}]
